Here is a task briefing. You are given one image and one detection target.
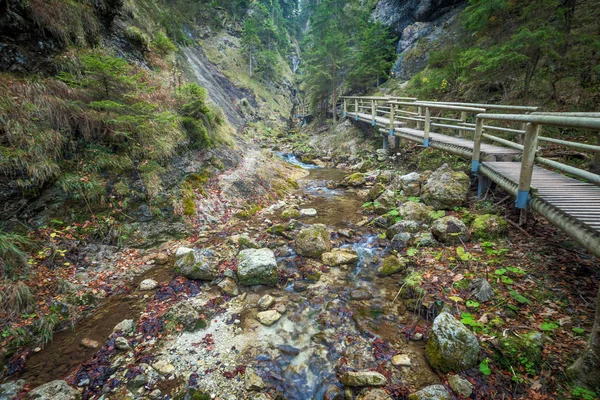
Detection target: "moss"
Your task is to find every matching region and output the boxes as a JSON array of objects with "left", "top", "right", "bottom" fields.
[
  {"left": 496, "top": 331, "right": 543, "bottom": 375},
  {"left": 402, "top": 270, "right": 425, "bottom": 297},
  {"left": 344, "top": 172, "right": 366, "bottom": 186},
  {"left": 472, "top": 214, "right": 508, "bottom": 240},
  {"left": 281, "top": 207, "right": 300, "bottom": 220},
  {"left": 182, "top": 196, "right": 195, "bottom": 215},
  {"left": 267, "top": 223, "right": 292, "bottom": 235},
  {"left": 416, "top": 148, "right": 467, "bottom": 172},
  {"left": 235, "top": 203, "right": 261, "bottom": 219},
  {"left": 286, "top": 178, "right": 300, "bottom": 189},
  {"left": 377, "top": 255, "right": 407, "bottom": 276}
]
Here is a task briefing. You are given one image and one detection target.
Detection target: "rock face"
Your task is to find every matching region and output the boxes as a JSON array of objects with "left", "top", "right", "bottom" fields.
[
  {"left": 340, "top": 371, "right": 387, "bottom": 387},
  {"left": 295, "top": 224, "right": 332, "bottom": 258},
  {"left": 27, "top": 380, "right": 81, "bottom": 400},
  {"left": 472, "top": 214, "right": 507, "bottom": 239},
  {"left": 431, "top": 216, "right": 467, "bottom": 244},
  {"left": 175, "top": 247, "right": 218, "bottom": 281},
  {"left": 425, "top": 312, "right": 480, "bottom": 372},
  {"left": 322, "top": 248, "right": 359, "bottom": 266},
  {"left": 408, "top": 384, "right": 451, "bottom": 400},
  {"left": 421, "top": 164, "right": 469, "bottom": 210},
  {"left": 237, "top": 248, "right": 278, "bottom": 286}
]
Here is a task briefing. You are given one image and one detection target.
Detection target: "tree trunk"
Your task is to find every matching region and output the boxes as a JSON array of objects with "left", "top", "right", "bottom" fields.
[
  {"left": 523, "top": 53, "right": 540, "bottom": 97},
  {"left": 568, "top": 286, "right": 600, "bottom": 391},
  {"left": 332, "top": 62, "right": 337, "bottom": 123}
]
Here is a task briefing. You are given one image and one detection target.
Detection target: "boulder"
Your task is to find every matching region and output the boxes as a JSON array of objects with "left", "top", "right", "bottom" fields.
[
  {"left": 167, "top": 299, "right": 210, "bottom": 331},
  {"left": 322, "top": 248, "right": 359, "bottom": 266},
  {"left": 391, "top": 232, "right": 412, "bottom": 251},
  {"left": 112, "top": 319, "right": 135, "bottom": 335},
  {"left": 425, "top": 312, "right": 480, "bottom": 372},
  {"left": 408, "top": 385, "right": 451, "bottom": 400},
  {"left": 295, "top": 224, "right": 332, "bottom": 258},
  {"left": 400, "top": 172, "right": 421, "bottom": 196},
  {"left": 366, "top": 183, "right": 386, "bottom": 202},
  {"left": 0, "top": 380, "right": 25, "bottom": 399},
  {"left": 431, "top": 216, "right": 468, "bottom": 245},
  {"left": 356, "top": 388, "right": 393, "bottom": 400},
  {"left": 373, "top": 190, "right": 396, "bottom": 215},
  {"left": 27, "top": 380, "right": 81, "bottom": 400},
  {"left": 237, "top": 248, "right": 279, "bottom": 286},
  {"left": 397, "top": 202, "right": 433, "bottom": 223},
  {"left": 115, "top": 337, "right": 131, "bottom": 351},
  {"left": 256, "top": 310, "right": 282, "bottom": 326},
  {"left": 472, "top": 214, "right": 507, "bottom": 240},
  {"left": 139, "top": 279, "right": 158, "bottom": 291},
  {"left": 421, "top": 164, "right": 469, "bottom": 210},
  {"left": 281, "top": 207, "right": 300, "bottom": 220},
  {"left": 342, "top": 172, "right": 367, "bottom": 187},
  {"left": 257, "top": 294, "right": 275, "bottom": 311},
  {"left": 386, "top": 220, "right": 427, "bottom": 239},
  {"left": 300, "top": 208, "right": 318, "bottom": 217},
  {"left": 340, "top": 371, "right": 387, "bottom": 387},
  {"left": 377, "top": 255, "right": 407, "bottom": 276},
  {"left": 447, "top": 374, "right": 473, "bottom": 398},
  {"left": 175, "top": 247, "right": 218, "bottom": 281},
  {"left": 410, "top": 232, "right": 437, "bottom": 247}
]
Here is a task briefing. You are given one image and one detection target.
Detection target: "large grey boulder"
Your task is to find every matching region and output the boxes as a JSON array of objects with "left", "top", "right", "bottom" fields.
[
  {"left": 27, "top": 380, "right": 81, "bottom": 400},
  {"left": 237, "top": 248, "right": 279, "bottom": 286},
  {"left": 386, "top": 220, "right": 428, "bottom": 239},
  {"left": 175, "top": 247, "right": 218, "bottom": 280},
  {"left": 408, "top": 384, "right": 451, "bottom": 400},
  {"left": 421, "top": 164, "right": 469, "bottom": 210},
  {"left": 295, "top": 224, "right": 332, "bottom": 258},
  {"left": 431, "top": 216, "right": 467, "bottom": 244},
  {"left": 425, "top": 312, "right": 480, "bottom": 372},
  {"left": 398, "top": 201, "right": 433, "bottom": 223},
  {"left": 0, "top": 380, "right": 25, "bottom": 400}
]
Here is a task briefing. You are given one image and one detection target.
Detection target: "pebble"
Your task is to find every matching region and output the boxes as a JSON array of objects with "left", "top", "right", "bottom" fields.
[
  {"left": 153, "top": 359, "right": 176, "bottom": 375},
  {"left": 392, "top": 354, "right": 411, "bottom": 367},
  {"left": 139, "top": 279, "right": 158, "bottom": 291},
  {"left": 256, "top": 310, "right": 282, "bottom": 326},
  {"left": 412, "top": 333, "right": 423, "bottom": 341},
  {"left": 81, "top": 338, "right": 100, "bottom": 349},
  {"left": 299, "top": 208, "right": 317, "bottom": 217},
  {"left": 115, "top": 337, "right": 131, "bottom": 351},
  {"left": 154, "top": 253, "right": 169, "bottom": 265},
  {"left": 258, "top": 294, "right": 275, "bottom": 311}
]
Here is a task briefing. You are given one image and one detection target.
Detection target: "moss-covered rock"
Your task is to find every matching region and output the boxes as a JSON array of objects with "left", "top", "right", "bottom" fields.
[
  {"left": 175, "top": 247, "right": 219, "bottom": 280},
  {"left": 431, "top": 216, "right": 468, "bottom": 245},
  {"left": 408, "top": 384, "right": 451, "bottom": 400},
  {"left": 496, "top": 331, "right": 543, "bottom": 375},
  {"left": 472, "top": 214, "right": 507, "bottom": 240},
  {"left": 425, "top": 312, "right": 480, "bottom": 373},
  {"left": 373, "top": 189, "right": 396, "bottom": 215},
  {"left": 400, "top": 172, "right": 421, "bottom": 196},
  {"left": 267, "top": 222, "right": 293, "bottom": 235},
  {"left": 377, "top": 255, "right": 408, "bottom": 276},
  {"left": 295, "top": 224, "right": 332, "bottom": 258},
  {"left": 366, "top": 182, "right": 386, "bottom": 202},
  {"left": 421, "top": 164, "right": 469, "bottom": 210},
  {"left": 342, "top": 172, "right": 367, "bottom": 187},
  {"left": 386, "top": 220, "right": 427, "bottom": 239},
  {"left": 237, "top": 248, "right": 279, "bottom": 286},
  {"left": 410, "top": 232, "right": 437, "bottom": 247},
  {"left": 398, "top": 201, "right": 434, "bottom": 223},
  {"left": 281, "top": 207, "right": 300, "bottom": 220},
  {"left": 391, "top": 232, "right": 412, "bottom": 251},
  {"left": 322, "top": 248, "right": 359, "bottom": 266}
]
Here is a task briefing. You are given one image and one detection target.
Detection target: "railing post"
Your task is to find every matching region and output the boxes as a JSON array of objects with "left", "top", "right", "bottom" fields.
[
  {"left": 423, "top": 107, "right": 431, "bottom": 147},
  {"left": 355, "top": 98, "right": 359, "bottom": 121},
  {"left": 371, "top": 99, "right": 376, "bottom": 126},
  {"left": 343, "top": 98, "right": 347, "bottom": 118},
  {"left": 389, "top": 103, "right": 395, "bottom": 136},
  {"left": 459, "top": 111, "right": 467, "bottom": 137},
  {"left": 516, "top": 123, "right": 540, "bottom": 209},
  {"left": 382, "top": 132, "right": 389, "bottom": 150},
  {"left": 471, "top": 118, "right": 484, "bottom": 173},
  {"left": 416, "top": 107, "right": 423, "bottom": 130}
]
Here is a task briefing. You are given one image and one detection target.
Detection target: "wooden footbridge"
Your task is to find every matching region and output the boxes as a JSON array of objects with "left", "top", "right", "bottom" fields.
[{"left": 340, "top": 96, "right": 600, "bottom": 258}]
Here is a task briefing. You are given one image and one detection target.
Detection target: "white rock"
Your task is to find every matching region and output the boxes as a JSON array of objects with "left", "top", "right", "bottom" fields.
[
  {"left": 392, "top": 354, "right": 411, "bottom": 367},
  {"left": 153, "top": 359, "right": 175, "bottom": 375},
  {"left": 175, "top": 246, "right": 194, "bottom": 257},
  {"left": 299, "top": 208, "right": 318, "bottom": 217},
  {"left": 256, "top": 310, "right": 282, "bottom": 326},
  {"left": 257, "top": 294, "right": 275, "bottom": 311},
  {"left": 139, "top": 279, "right": 158, "bottom": 291}
]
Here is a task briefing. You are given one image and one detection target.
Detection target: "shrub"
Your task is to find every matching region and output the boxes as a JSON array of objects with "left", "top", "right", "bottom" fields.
[{"left": 152, "top": 32, "right": 177, "bottom": 55}]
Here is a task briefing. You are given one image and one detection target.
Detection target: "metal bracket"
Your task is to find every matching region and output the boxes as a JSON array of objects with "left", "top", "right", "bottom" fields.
[
  {"left": 423, "top": 138, "right": 430, "bottom": 147},
  {"left": 515, "top": 190, "right": 529, "bottom": 209},
  {"left": 471, "top": 160, "right": 480, "bottom": 173}
]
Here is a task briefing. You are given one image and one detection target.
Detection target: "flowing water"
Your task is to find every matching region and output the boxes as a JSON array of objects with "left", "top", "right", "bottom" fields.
[{"left": 3, "top": 153, "right": 437, "bottom": 398}]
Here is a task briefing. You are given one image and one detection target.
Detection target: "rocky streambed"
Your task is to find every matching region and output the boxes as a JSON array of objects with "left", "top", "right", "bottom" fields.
[{"left": 1, "top": 154, "right": 489, "bottom": 400}]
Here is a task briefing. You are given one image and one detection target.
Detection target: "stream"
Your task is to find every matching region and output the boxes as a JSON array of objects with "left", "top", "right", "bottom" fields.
[{"left": 3, "top": 152, "right": 438, "bottom": 398}]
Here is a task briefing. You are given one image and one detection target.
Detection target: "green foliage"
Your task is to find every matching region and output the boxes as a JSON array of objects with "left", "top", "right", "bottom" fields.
[
  {"left": 540, "top": 321, "right": 559, "bottom": 331},
  {"left": 479, "top": 358, "right": 492, "bottom": 375},
  {"left": 571, "top": 386, "right": 599, "bottom": 400},
  {"left": 461, "top": 312, "right": 483, "bottom": 328},
  {"left": 152, "top": 32, "right": 177, "bottom": 55},
  {"left": 509, "top": 289, "right": 532, "bottom": 305},
  {"left": 0, "top": 228, "right": 32, "bottom": 277},
  {"left": 406, "top": 247, "right": 418, "bottom": 257},
  {"left": 428, "top": 210, "right": 445, "bottom": 220},
  {"left": 0, "top": 282, "right": 36, "bottom": 317},
  {"left": 572, "top": 327, "right": 586, "bottom": 335},
  {"left": 466, "top": 299, "right": 480, "bottom": 308},
  {"left": 124, "top": 26, "right": 150, "bottom": 49},
  {"left": 456, "top": 246, "right": 474, "bottom": 261}
]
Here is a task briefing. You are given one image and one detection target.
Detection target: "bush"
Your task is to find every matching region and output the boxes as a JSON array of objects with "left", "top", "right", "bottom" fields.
[
  {"left": 124, "top": 26, "right": 150, "bottom": 49},
  {"left": 0, "top": 229, "right": 31, "bottom": 278},
  {"left": 152, "top": 32, "right": 177, "bottom": 55}
]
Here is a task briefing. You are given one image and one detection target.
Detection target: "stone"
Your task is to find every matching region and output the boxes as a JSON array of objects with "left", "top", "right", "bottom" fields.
[
  {"left": 392, "top": 354, "right": 411, "bottom": 367},
  {"left": 408, "top": 384, "right": 451, "bottom": 400},
  {"left": 447, "top": 374, "right": 473, "bottom": 398},
  {"left": 257, "top": 294, "right": 275, "bottom": 311},
  {"left": 81, "top": 338, "right": 99, "bottom": 349},
  {"left": 340, "top": 371, "right": 387, "bottom": 387},
  {"left": 167, "top": 300, "right": 210, "bottom": 331},
  {"left": 113, "top": 319, "right": 135, "bottom": 335},
  {"left": 245, "top": 367, "right": 265, "bottom": 391},
  {"left": 218, "top": 277, "right": 239, "bottom": 296},
  {"left": 373, "top": 190, "right": 396, "bottom": 215},
  {"left": 410, "top": 232, "right": 437, "bottom": 247},
  {"left": 356, "top": 388, "right": 392, "bottom": 400},
  {"left": 351, "top": 288, "right": 372, "bottom": 300},
  {"left": 469, "top": 278, "right": 494, "bottom": 302},
  {"left": 342, "top": 172, "right": 367, "bottom": 187},
  {"left": 281, "top": 207, "right": 300, "bottom": 220},
  {"left": 27, "top": 380, "right": 81, "bottom": 400},
  {"left": 237, "top": 248, "right": 279, "bottom": 286},
  {"left": 497, "top": 331, "right": 543, "bottom": 374},
  {"left": 377, "top": 255, "right": 407, "bottom": 276},
  {"left": 175, "top": 247, "right": 218, "bottom": 281},
  {"left": 472, "top": 214, "right": 508, "bottom": 240},
  {"left": 0, "top": 380, "right": 25, "bottom": 400},
  {"left": 371, "top": 215, "right": 393, "bottom": 229},
  {"left": 115, "top": 337, "right": 131, "bottom": 351},
  {"left": 400, "top": 172, "right": 421, "bottom": 196},
  {"left": 153, "top": 359, "right": 175, "bottom": 375},
  {"left": 421, "top": 164, "right": 469, "bottom": 210},
  {"left": 391, "top": 232, "right": 412, "bottom": 251},
  {"left": 256, "top": 310, "right": 282, "bottom": 326},
  {"left": 322, "top": 248, "right": 359, "bottom": 267},
  {"left": 397, "top": 202, "right": 434, "bottom": 223},
  {"left": 299, "top": 208, "right": 318, "bottom": 217},
  {"left": 154, "top": 253, "right": 169, "bottom": 265},
  {"left": 366, "top": 183, "right": 386, "bottom": 202},
  {"left": 431, "top": 216, "right": 468, "bottom": 245},
  {"left": 139, "top": 279, "right": 158, "bottom": 291},
  {"left": 274, "top": 303, "right": 287, "bottom": 314},
  {"left": 425, "top": 312, "right": 480, "bottom": 372},
  {"left": 238, "top": 234, "right": 260, "bottom": 249},
  {"left": 386, "top": 220, "right": 427, "bottom": 239},
  {"left": 295, "top": 224, "right": 332, "bottom": 258}
]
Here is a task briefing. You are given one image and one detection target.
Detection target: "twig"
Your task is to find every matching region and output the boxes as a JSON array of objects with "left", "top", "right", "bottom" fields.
[
  {"left": 392, "top": 282, "right": 407, "bottom": 305},
  {"left": 506, "top": 218, "right": 532, "bottom": 238},
  {"left": 494, "top": 195, "right": 511, "bottom": 206}
]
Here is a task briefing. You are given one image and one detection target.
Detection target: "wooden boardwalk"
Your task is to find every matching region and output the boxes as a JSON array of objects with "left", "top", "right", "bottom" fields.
[{"left": 343, "top": 103, "right": 600, "bottom": 258}]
